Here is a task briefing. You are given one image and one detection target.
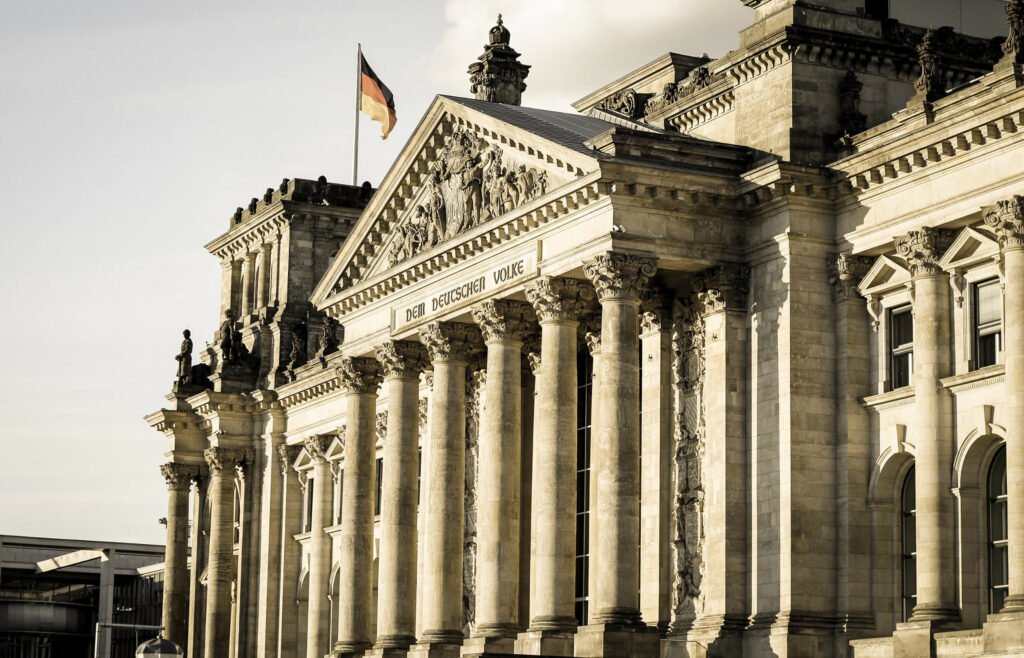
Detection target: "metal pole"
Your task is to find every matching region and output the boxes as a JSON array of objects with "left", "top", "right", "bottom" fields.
[{"left": 353, "top": 43, "right": 361, "bottom": 186}]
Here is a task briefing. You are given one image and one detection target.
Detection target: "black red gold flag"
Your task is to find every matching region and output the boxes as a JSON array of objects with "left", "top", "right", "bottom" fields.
[{"left": 359, "top": 53, "right": 397, "bottom": 139}]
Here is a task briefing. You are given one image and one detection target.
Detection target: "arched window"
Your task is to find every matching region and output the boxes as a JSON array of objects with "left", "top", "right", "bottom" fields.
[
  {"left": 901, "top": 466, "right": 917, "bottom": 621},
  {"left": 989, "top": 446, "right": 1008, "bottom": 613}
]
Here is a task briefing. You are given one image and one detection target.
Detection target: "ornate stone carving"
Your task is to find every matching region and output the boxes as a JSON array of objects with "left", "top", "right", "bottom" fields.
[
  {"left": 669, "top": 296, "right": 707, "bottom": 627},
  {"left": 829, "top": 253, "right": 874, "bottom": 301},
  {"left": 837, "top": 70, "right": 867, "bottom": 140},
  {"left": 277, "top": 444, "right": 301, "bottom": 477},
  {"left": 913, "top": 29, "right": 946, "bottom": 103},
  {"left": 303, "top": 435, "right": 330, "bottom": 465},
  {"left": 419, "top": 322, "right": 481, "bottom": 364},
  {"left": 1003, "top": 0, "right": 1024, "bottom": 65},
  {"left": 894, "top": 227, "right": 957, "bottom": 277},
  {"left": 462, "top": 367, "right": 485, "bottom": 634},
  {"left": 388, "top": 128, "right": 548, "bottom": 268},
  {"left": 599, "top": 89, "right": 649, "bottom": 120},
  {"left": 524, "top": 276, "right": 593, "bottom": 323},
  {"left": 522, "top": 334, "right": 542, "bottom": 376},
  {"left": 337, "top": 357, "right": 383, "bottom": 395},
  {"left": 204, "top": 447, "right": 240, "bottom": 475},
  {"left": 375, "top": 340, "right": 429, "bottom": 379},
  {"left": 418, "top": 398, "right": 429, "bottom": 434},
  {"left": 218, "top": 310, "right": 250, "bottom": 365},
  {"left": 470, "top": 299, "right": 534, "bottom": 343},
  {"left": 583, "top": 252, "right": 657, "bottom": 302},
  {"left": 983, "top": 195, "right": 1024, "bottom": 249},
  {"left": 643, "top": 59, "right": 719, "bottom": 117},
  {"left": 468, "top": 14, "right": 531, "bottom": 106},
  {"left": 640, "top": 288, "right": 671, "bottom": 335},
  {"left": 161, "top": 462, "right": 198, "bottom": 490},
  {"left": 175, "top": 330, "right": 193, "bottom": 384},
  {"left": 693, "top": 265, "right": 750, "bottom": 315},
  {"left": 315, "top": 316, "right": 341, "bottom": 357},
  {"left": 287, "top": 322, "right": 307, "bottom": 370},
  {"left": 375, "top": 411, "right": 388, "bottom": 445}
]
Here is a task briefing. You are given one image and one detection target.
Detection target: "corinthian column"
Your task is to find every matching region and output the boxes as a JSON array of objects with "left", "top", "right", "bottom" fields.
[
  {"left": 985, "top": 196, "right": 1024, "bottom": 613},
  {"left": 372, "top": 341, "right": 429, "bottom": 655},
  {"left": 334, "top": 357, "right": 384, "bottom": 654},
  {"left": 512, "top": 277, "right": 590, "bottom": 657},
  {"left": 895, "top": 228, "right": 958, "bottom": 623},
  {"left": 304, "top": 435, "right": 333, "bottom": 658},
  {"left": 203, "top": 447, "right": 240, "bottom": 658},
  {"left": 411, "top": 321, "right": 480, "bottom": 658},
  {"left": 160, "top": 462, "right": 197, "bottom": 647},
  {"left": 463, "top": 300, "right": 534, "bottom": 654}
]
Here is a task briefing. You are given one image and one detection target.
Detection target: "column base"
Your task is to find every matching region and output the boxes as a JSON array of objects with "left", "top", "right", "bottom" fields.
[
  {"left": 661, "top": 615, "right": 744, "bottom": 658},
  {"left": 892, "top": 619, "right": 956, "bottom": 658},
  {"left": 572, "top": 623, "right": 659, "bottom": 657},
  {"left": 514, "top": 628, "right": 576, "bottom": 656},
  {"left": 408, "top": 639, "right": 463, "bottom": 658},
  {"left": 364, "top": 649, "right": 411, "bottom": 658},
  {"left": 460, "top": 635, "right": 516, "bottom": 656},
  {"left": 333, "top": 640, "right": 373, "bottom": 657},
  {"left": 982, "top": 610, "right": 1024, "bottom": 654},
  {"left": 909, "top": 604, "right": 960, "bottom": 624}
]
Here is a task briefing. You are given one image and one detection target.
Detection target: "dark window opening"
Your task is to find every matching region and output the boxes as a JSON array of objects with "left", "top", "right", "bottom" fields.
[
  {"left": 901, "top": 466, "right": 917, "bottom": 622},
  {"left": 890, "top": 306, "right": 914, "bottom": 390},
  {"left": 575, "top": 349, "right": 593, "bottom": 626},
  {"left": 375, "top": 457, "right": 384, "bottom": 517},
  {"left": 989, "top": 446, "right": 1008, "bottom": 613}
]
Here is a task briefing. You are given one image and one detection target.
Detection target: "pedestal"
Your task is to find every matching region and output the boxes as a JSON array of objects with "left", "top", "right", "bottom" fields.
[
  {"left": 982, "top": 611, "right": 1024, "bottom": 654},
  {"left": 460, "top": 635, "right": 516, "bottom": 656},
  {"left": 408, "top": 641, "right": 463, "bottom": 658},
  {"left": 514, "top": 629, "right": 575, "bottom": 656},
  {"left": 572, "top": 624, "right": 660, "bottom": 657}
]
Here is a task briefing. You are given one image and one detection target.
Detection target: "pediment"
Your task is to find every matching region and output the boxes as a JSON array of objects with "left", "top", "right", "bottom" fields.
[
  {"left": 938, "top": 226, "right": 999, "bottom": 270},
  {"left": 858, "top": 255, "right": 910, "bottom": 297},
  {"left": 326, "top": 435, "right": 345, "bottom": 462},
  {"left": 311, "top": 96, "right": 606, "bottom": 309},
  {"left": 292, "top": 447, "right": 313, "bottom": 472}
]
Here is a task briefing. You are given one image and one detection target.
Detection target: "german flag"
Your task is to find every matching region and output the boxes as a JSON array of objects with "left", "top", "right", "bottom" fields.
[{"left": 360, "top": 53, "right": 397, "bottom": 139}]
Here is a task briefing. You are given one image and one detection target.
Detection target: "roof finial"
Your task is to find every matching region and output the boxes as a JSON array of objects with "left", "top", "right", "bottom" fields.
[
  {"left": 470, "top": 14, "right": 530, "bottom": 104},
  {"left": 489, "top": 13, "right": 511, "bottom": 46}
]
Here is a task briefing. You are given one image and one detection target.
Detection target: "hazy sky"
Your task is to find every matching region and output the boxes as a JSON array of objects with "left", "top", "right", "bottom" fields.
[{"left": 0, "top": 0, "right": 1010, "bottom": 546}]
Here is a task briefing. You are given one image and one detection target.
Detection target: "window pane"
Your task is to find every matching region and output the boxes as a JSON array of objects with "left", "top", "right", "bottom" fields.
[
  {"left": 977, "top": 333, "right": 1000, "bottom": 369},
  {"left": 892, "top": 308, "right": 913, "bottom": 347},
  {"left": 892, "top": 353, "right": 912, "bottom": 389},
  {"left": 976, "top": 281, "right": 1002, "bottom": 326}
]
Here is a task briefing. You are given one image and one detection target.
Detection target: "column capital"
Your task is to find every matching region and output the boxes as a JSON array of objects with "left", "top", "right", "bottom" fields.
[
  {"left": 277, "top": 443, "right": 301, "bottom": 476},
  {"left": 694, "top": 264, "right": 750, "bottom": 315},
  {"left": 338, "top": 357, "right": 383, "bottom": 395},
  {"left": 583, "top": 252, "right": 657, "bottom": 302},
  {"left": 471, "top": 299, "right": 535, "bottom": 343},
  {"left": 640, "top": 287, "right": 672, "bottom": 335},
  {"left": 829, "top": 253, "right": 874, "bottom": 301},
  {"left": 304, "top": 435, "right": 331, "bottom": 464},
  {"left": 894, "top": 227, "right": 956, "bottom": 277},
  {"left": 983, "top": 195, "right": 1024, "bottom": 250},
  {"left": 375, "top": 340, "right": 429, "bottom": 379},
  {"left": 524, "top": 276, "right": 593, "bottom": 323},
  {"left": 160, "top": 462, "right": 199, "bottom": 490},
  {"left": 522, "top": 334, "right": 542, "bottom": 375},
  {"left": 580, "top": 311, "right": 602, "bottom": 356},
  {"left": 203, "top": 447, "right": 241, "bottom": 475},
  {"left": 419, "top": 321, "right": 482, "bottom": 364}
]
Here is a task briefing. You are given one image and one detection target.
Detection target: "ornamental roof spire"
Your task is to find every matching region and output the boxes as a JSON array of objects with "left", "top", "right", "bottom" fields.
[{"left": 468, "top": 14, "right": 531, "bottom": 106}]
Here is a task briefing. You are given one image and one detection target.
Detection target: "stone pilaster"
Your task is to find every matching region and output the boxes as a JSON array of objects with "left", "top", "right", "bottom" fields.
[
  {"left": 576, "top": 253, "right": 660, "bottom": 657},
  {"left": 160, "top": 462, "right": 198, "bottom": 648},
  {"left": 412, "top": 322, "right": 480, "bottom": 658},
  {"left": 304, "top": 435, "right": 333, "bottom": 658},
  {"left": 639, "top": 289, "right": 673, "bottom": 632},
  {"left": 242, "top": 251, "right": 257, "bottom": 317},
  {"left": 985, "top": 197, "right": 1024, "bottom": 615},
  {"left": 372, "top": 342, "right": 429, "bottom": 655},
  {"left": 464, "top": 300, "right": 534, "bottom": 654},
  {"left": 257, "top": 243, "right": 272, "bottom": 309},
  {"left": 511, "top": 277, "right": 591, "bottom": 656},
  {"left": 334, "top": 358, "right": 384, "bottom": 655},
  {"left": 895, "top": 228, "right": 959, "bottom": 625},
  {"left": 203, "top": 447, "right": 241, "bottom": 658},
  {"left": 277, "top": 444, "right": 303, "bottom": 658}
]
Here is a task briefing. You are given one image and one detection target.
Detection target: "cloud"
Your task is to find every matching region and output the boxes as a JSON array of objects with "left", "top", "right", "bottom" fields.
[{"left": 431, "top": 0, "right": 752, "bottom": 111}]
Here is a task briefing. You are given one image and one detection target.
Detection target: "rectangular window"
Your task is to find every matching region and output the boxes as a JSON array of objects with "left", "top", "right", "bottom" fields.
[
  {"left": 575, "top": 349, "right": 593, "bottom": 626},
  {"left": 889, "top": 306, "right": 914, "bottom": 390},
  {"left": 974, "top": 279, "right": 1002, "bottom": 370},
  {"left": 303, "top": 479, "right": 314, "bottom": 533},
  {"left": 375, "top": 457, "right": 384, "bottom": 517}
]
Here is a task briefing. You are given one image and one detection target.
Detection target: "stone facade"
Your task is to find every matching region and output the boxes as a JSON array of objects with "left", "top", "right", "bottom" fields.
[{"left": 146, "top": 4, "right": 1024, "bottom": 657}]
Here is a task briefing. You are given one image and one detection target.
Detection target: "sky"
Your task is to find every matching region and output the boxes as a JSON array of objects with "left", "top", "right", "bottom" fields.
[{"left": 0, "top": 0, "right": 1011, "bottom": 546}]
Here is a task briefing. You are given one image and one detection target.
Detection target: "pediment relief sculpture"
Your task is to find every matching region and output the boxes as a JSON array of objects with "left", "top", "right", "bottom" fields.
[{"left": 388, "top": 128, "right": 549, "bottom": 268}]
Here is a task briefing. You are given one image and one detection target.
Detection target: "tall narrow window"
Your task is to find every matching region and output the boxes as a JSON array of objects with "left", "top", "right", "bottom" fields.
[
  {"left": 901, "top": 466, "right": 917, "bottom": 621},
  {"left": 417, "top": 447, "right": 422, "bottom": 503},
  {"left": 989, "top": 446, "right": 1008, "bottom": 613},
  {"left": 303, "top": 478, "right": 314, "bottom": 533},
  {"left": 375, "top": 457, "right": 384, "bottom": 517},
  {"left": 575, "top": 349, "right": 594, "bottom": 626},
  {"left": 890, "top": 306, "right": 914, "bottom": 390},
  {"left": 974, "top": 280, "right": 1002, "bottom": 369}
]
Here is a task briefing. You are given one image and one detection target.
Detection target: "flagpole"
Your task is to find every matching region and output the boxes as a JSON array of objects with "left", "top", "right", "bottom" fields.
[{"left": 353, "top": 43, "right": 361, "bottom": 186}]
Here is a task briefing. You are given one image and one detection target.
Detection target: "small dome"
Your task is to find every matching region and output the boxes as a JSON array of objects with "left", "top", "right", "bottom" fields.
[
  {"left": 136, "top": 634, "right": 184, "bottom": 657},
  {"left": 489, "top": 14, "right": 510, "bottom": 45}
]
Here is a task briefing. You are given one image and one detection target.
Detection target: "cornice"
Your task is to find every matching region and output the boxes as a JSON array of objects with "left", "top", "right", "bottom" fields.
[
  {"left": 144, "top": 409, "right": 204, "bottom": 433},
  {"left": 941, "top": 364, "right": 1005, "bottom": 393},
  {"left": 862, "top": 386, "right": 914, "bottom": 410},
  {"left": 277, "top": 367, "right": 345, "bottom": 409}
]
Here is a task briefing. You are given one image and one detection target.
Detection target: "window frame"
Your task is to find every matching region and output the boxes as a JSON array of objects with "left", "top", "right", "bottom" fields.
[
  {"left": 888, "top": 304, "right": 914, "bottom": 391},
  {"left": 900, "top": 466, "right": 917, "bottom": 622},
  {"left": 988, "top": 446, "right": 1008, "bottom": 614},
  {"left": 971, "top": 278, "right": 1003, "bottom": 370}
]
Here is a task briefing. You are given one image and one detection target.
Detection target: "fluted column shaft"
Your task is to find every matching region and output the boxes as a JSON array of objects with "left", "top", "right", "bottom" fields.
[
  {"left": 471, "top": 300, "right": 532, "bottom": 639},
  {"left": 584, "top": 253, "right": 655, "bottom": 625},
  {"left": 375, "top": 342, "right": 428, "bottom": 649},
  {"left": 417, "top": 322, "right": 479, "bottom": 645},
  {"left": 335, "top": 358, "right": 383, "bottom": 653},
  {"left": 897, "top": 229, "right": 958, "bottom": 622},
  {"left": 203, "top": 448, "right": 239, "bottom": 658},
  {"left": 277, "top": 446, "right": 303, "bottom": 658},
  {"left": 242, "top": 251, "right": 257, "bottom": 317},
  {"left": 984, "top": 197, "right": 1024, "bottom": 611},
  {"left": 160, "top": 463, "right": 195, "bottom": 647},
  {"left": 305, "top": 437, "right": 333, "bottom": 658},
  {"left": 257, "top": 243, "right": 272, "bottom": 308}
]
